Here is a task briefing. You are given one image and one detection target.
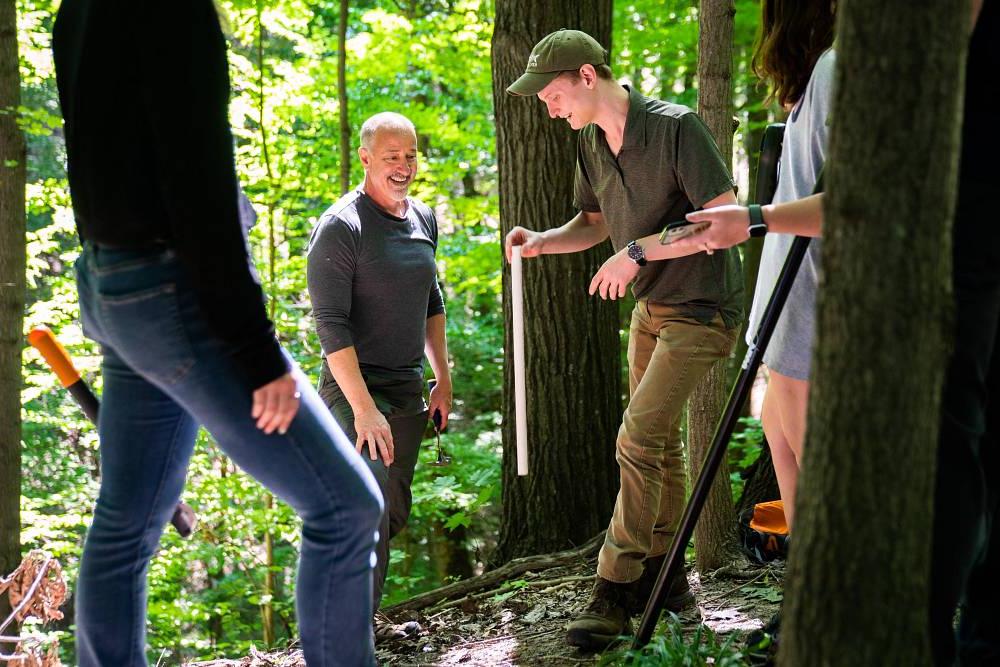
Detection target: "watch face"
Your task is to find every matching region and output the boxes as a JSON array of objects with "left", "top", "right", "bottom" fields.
[{"left": 627, "top": 242, "right": 647, "bottom": 266}]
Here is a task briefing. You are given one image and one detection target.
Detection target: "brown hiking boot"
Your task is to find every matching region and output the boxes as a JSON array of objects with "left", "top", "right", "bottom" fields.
[
  {"left": 566, "top": 576, "right": 633, "bottom": 650},
  {"left": 632, "top": 553, "right": 695, "bottom": 613}
]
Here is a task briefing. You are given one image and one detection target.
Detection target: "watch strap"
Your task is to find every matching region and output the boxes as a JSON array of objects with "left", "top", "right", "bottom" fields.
[{"left": 748, "top": 204, "right": 768, "bottom": 238}]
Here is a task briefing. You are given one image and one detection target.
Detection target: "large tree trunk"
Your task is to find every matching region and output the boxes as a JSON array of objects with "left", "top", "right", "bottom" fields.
[
  {"left": 491, "top": 0, "right": 619, "bottom": 564},
  {"left": 0, "top": 0, "right": 25, "bottom": 648},
  {"left": 688, "top": 0, "right": 742, "bottom": 572},
  {"left": 337, "top": 0, "right": 350, "bottom": 195},
  {"left": 779, "top": 1, "right": 968, "bottom": 664}
]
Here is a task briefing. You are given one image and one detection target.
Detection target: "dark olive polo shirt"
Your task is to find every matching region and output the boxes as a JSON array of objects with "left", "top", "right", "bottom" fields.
[{"left": 574, "top": 86, "right": 744, "bottom": 327}]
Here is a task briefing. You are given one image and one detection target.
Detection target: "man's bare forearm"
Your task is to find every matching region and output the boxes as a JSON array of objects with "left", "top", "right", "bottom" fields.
[
  {"left": 326, "top": 347, "right": 377, "bottom": 415},
  {"left": 538, "top": 210, "right": 610, "bottom": 254},
  {"left": 639, "top": 190, "right": 739, "bottom": 261},
  {"left": 424, "top": 314, "right": 451, "bottom": 386}
]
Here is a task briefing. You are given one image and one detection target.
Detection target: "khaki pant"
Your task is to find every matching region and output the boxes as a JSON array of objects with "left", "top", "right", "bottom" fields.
[{"left": 597, "top": 300, "right": 738, "bottom": 583}]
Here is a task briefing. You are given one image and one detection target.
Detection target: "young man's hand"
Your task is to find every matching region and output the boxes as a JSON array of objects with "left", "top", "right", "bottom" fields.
[
  {"left": 505, "top": 226, "right": 545, "bottom": 262},
  {"left": 589, "top": 248, "right": 639, "bottom": 300}
]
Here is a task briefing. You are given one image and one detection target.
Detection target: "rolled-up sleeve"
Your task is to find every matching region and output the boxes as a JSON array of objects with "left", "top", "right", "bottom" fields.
[
  {"left": 307, "top": 216, "right": 359, "bottom": 356},
  {"left": 427, "top": 280, "right": 445, "bottom": 318}
]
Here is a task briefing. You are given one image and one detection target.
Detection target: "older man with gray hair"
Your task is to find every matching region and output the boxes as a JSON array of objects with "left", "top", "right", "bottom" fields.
[{"left": 307, "top": 112, "right": 453, "bottom": 640}]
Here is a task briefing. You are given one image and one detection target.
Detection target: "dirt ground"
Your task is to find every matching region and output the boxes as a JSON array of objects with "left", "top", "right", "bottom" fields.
[
  {"left": 373, "top": 557, "right": 783, "bottom": 666},
  {"left": 188, "top": 552, "right": 784, "bottom": 667}
]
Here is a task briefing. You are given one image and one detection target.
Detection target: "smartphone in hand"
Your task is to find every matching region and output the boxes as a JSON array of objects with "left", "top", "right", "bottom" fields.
[{"left": 659, "top": 219, "right": 710, "bottom": 245}]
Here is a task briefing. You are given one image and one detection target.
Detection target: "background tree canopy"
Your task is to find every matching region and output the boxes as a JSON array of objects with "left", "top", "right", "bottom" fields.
[{"left": 16, "top": 0, "right": 767, "bottom": 661}]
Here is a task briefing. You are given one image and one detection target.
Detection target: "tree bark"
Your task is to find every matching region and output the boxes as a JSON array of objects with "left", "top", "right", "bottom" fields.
[
  {"left": 431, "top": 521, "right": 474, "bottom": 582},
  {"left": 256, "top": 3, "right": 277, "bottom": 644},
  {"left": 735, "top": 443, "right": 780, "bottom": 516},
  {"left": 779, "top": 2, "right": 968, "bottom": 664},
  {"left": 338, "top": 0, "right": 351, "bottom": 195},
  {"left": 733, "top": 106, "right": 768, "bottom": 386},
  {"left": 688, "top": 0, "right": 742, "bottom": 571},
  {"left": 730, "top": 106, "right": 777, "bottom": 513},
  {"left": 0, "top": 0, "right": 25, "bottom": 649},
  {"left": 491, "top": 0, "right": 619, "bottom": 564}
]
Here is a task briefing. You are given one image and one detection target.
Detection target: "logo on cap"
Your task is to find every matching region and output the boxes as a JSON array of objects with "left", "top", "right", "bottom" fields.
[{"left": 528, "top": 54, "right": 539, "bottom": 70}]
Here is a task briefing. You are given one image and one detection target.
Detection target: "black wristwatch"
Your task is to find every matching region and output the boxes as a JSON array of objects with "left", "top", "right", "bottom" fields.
[
  {"left": 626, "top": 240, "right": 647, "bottom": 266},
  {"left": 748, "top": 204, "right": 768, "bottom": 238}
]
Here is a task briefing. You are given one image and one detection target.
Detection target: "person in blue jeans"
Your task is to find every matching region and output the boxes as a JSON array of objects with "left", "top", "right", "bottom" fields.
[{"left": 52, "top": 1, "right": 382, "bottom": 665}]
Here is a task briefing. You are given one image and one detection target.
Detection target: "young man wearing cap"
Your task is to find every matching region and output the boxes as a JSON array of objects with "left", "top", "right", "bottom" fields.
[{"left": 504, "top": 29, "right": 744, "bottom": 649}]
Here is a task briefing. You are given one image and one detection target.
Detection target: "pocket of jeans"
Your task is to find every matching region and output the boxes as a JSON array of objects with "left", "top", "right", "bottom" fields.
[
  {"left": 75, "top": 254, "right": 104, "bottom": 345},
  {"left": 98, "top": 282, "right": 196, "bottom": 385},
  {"left": 90, "top": 247, "right": 176, "bottom": 277}
]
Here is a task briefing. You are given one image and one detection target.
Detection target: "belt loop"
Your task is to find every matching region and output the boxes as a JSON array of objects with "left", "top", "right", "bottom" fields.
[{"left": 81, "top": 240, "right": 94, "bottom": 269}]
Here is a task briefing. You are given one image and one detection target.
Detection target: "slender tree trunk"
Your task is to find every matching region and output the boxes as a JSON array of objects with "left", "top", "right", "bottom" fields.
[
  {"left": 255, "top": 3, "right": 276, "bottom": 644},
  {"left": 731, "top": 106, "right": 777, "bottom": 512},
  {"left": 0, "top": 0, "right": 25, "bottom": 650},
  {"left": 432, "top": 522, "right": 474, "bottom": 581},
  {"left": 338, "top": 0, "right": 350, "bottom": 195},
  {"left": 688, "top": 0, "right": 742, "bottom": 571},
  {"left": 779, "top": 2, "right": 968, "bottom": 664},
  {"left": 733, "top": 106, "right": 768, "bottom": 385},
  {"left": 735, "top": 445, "right": 780, "bottom": 516},
  {"left": 491, "top": 0, "right": 619, "bottom": 563}
]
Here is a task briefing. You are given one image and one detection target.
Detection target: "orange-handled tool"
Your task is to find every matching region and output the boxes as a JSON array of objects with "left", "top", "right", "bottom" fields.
[
  {"left": 27, "top": 326, "right": 196, "bottom": 538},
  {"left": 28, "top": 327, "right": 99, "bottom": 423}
]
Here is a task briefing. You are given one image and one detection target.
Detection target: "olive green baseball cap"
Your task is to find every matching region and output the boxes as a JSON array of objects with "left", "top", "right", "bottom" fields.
[{"left": 506, "top": 29, "right": 608, "bottom": 97}]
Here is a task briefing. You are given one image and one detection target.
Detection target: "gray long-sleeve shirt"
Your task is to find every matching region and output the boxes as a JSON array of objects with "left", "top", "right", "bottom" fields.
[{"left": 307, "top": 189, "right": 445, "bottom": 391}]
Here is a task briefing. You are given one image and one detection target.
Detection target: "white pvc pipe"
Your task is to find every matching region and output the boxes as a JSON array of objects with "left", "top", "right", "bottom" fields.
[{"left": 511, "top": 246, "right": 528, "bottom": 476}]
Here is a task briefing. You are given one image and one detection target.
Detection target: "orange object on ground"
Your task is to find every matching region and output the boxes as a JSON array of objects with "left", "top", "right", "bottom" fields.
[{"left": 749, "top": 500, "right": 789, "bottom": 536}]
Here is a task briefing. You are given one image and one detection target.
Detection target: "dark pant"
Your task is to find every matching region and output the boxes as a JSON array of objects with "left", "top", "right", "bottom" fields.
[
  {"left": 930, "top": 182, "right": 1000, "bottom": 666},
  {"left": 320, "top": 376, "right": 427, "bottom": 610},
  {"left": 360, "top": 413, "right": 426, "bottom": 609},
  {"left": 74, "top": 244, "right": 382, "bottom": 667}
]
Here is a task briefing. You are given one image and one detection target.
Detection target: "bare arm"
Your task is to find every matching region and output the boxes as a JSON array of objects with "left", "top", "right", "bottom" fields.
[
  {"left": 642, "top": 190, "right": 738, "bottom": 261},
  {"left": 424, "top": 313, "right": 452, "bottom": 429},
  {"left": 761, "top": 194, "right": 825, "bottom": 236},
  {"left": 587, "top": 190, "right": 738, "bottom": 300},
  {"left": 504, "top": 210, "right": 609, "bottom": 262},
  {"left": 675, "top": 193, "right": 825, "bottom": 254},
  {"left": 326, "top": 346, "right": 394, "bottom": 465}
]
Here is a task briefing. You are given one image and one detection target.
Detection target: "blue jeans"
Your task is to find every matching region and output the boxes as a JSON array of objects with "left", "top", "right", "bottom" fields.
[{"left": 74, "top": 243, "right": 382, "bottom": 667}]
